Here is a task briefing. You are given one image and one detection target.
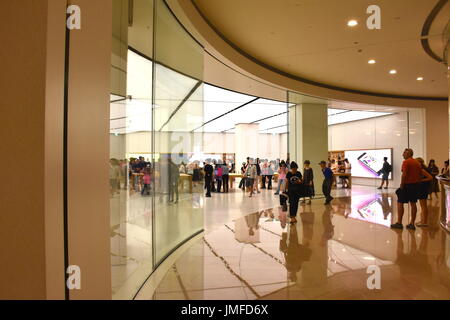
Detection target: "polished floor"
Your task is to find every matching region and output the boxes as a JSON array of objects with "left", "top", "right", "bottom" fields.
[{"left": 145, "top": 185, "right": 450, "bottom": 300}]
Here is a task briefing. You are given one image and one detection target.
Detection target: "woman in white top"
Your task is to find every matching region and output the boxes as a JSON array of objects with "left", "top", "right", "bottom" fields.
[{"left": 245, "top": 158, "right": 257, "bottom": 197}]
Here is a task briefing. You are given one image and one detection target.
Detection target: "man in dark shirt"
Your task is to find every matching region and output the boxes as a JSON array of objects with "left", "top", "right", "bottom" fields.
[
  {"left": 285, "top": 161, "right": 303, "bottom": 224},
  {"left": 319, "top": 161, "right": 334, "bottom": 205},
  {"left": 204, "top": 159, "right": 214, "bottom": 197},
  {"left": 377, "top": 157, "right": 392, "bottom": 189}
]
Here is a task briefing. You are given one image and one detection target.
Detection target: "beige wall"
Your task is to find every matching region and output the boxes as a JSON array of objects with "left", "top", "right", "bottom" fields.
[
  {"left": 67, "top": 0, "right": 112, "bottom": 299},
  {"left": 425, "top": 102, "right": 449, "bottom": 167},
  {"left": 0, "top": 0, "right": 67, "bottom": 299},
  {"left": 44, "top": 0, "right": 67, "bottom": 300}
]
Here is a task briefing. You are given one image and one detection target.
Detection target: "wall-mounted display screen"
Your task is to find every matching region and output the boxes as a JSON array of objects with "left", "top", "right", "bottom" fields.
[{"left": 344, "top": 149, "right": 393, "bottom": 179}]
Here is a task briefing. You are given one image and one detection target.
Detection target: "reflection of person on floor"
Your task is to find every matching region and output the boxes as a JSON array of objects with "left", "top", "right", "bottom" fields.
[
  {"left": 300, "top": 211, "right": 314, "bottom": 247},
  {"left": 278, "top": 207, "right": 287, "bottom": 229},
  {"left": 377, "top": 193, "right": 392, "bottom": 221},
  {"left": 320, "top": 206, "right": 334, "bottom": 247},
  {"left": 395, "top": 229, "right": 432, "bottom": 296},
  {"left": 279, "top": 226, "right": 312, "bottom": 282},
  {"left": 168, "top": 158, "right": 179, "bottom": 203},
  {"left": 245, "top": 211, "right": 263, "bottom": 236}
]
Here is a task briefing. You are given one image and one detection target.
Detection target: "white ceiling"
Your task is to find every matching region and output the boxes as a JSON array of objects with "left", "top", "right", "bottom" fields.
[{"left": 110, "top": 51, "right": 396, "bottom": 134}]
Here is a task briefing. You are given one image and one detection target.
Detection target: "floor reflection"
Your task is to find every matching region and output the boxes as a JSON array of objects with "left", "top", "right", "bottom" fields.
[{"left": 151, "top": 187, "right": 450, "bottom": 300}]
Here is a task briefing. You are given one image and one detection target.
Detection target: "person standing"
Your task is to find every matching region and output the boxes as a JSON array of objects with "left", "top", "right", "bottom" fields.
[
  {"left": 275, "top": 161, "right": 287, "bottom": 195},
  {"left": 342, "top": 158, "right": 351, "bottom": 188},
  {"left": 391, "top": 148, "right": 423, "bottom": 230},
  {"left": 245, "top": 158, "right": 257, "bottom": 197},
  {"left": 319, "top": 161, "right": 334, "bottom": 205},
  {"left": 284, "top": 161, "right": 303, "bottom": 224},
  {"left": 427, "top": 159, "right": 440, "bottom": 199},
  {"left": 377, "top": 157, "right": 392, "bottom": 189},
  {"left": 141, "top": 167, "right": 151, "bottom": 196},
  {"left": 416, "top": 157, "right": 433, "bottom": 227},
  {"left": 204, "top": 160, "right": 213, "bottom": 197},
  {"left": 266, "top": 160, "right": 274, "bottom": 190},
  {"left": 441, "top": 160, "right": 449, "bottom": 177},
  {"left": 192, "top": 162, "right": 201, "bottom": 187},
  {"left": 301, "top": 160, "right": 314, "bottom": 204},
  {"left": 222, "top": 160, "right": 230, "bottom": 193},
  {"left": 255, "top": 158, "right": 261, "bottom": 194},
  {"left": 261, "top": 160, "right": 269, "bottom": 189},
  {"left": 239, "top": 162, "right": 247, "bottom": 190},
  {"left": 214, "top": 161, "right": 223, "bottom": 193}
]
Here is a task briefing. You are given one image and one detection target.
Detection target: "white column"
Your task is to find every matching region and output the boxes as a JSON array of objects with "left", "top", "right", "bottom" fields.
[
  {"left": 235, "top": 123, "right": 259, "bottom": 166},
  {"left": 289, "top": 103, "right": 328, "bottom": 195}
]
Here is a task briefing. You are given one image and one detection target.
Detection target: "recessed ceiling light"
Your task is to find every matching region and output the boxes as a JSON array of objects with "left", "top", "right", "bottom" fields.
[
  {"left": 416, "top": 77, "right": 423, "bottom": 81},
  {"left": 368, "top": 59, "right": 376, "bottom": 64},
  {"left": 389, "top": 69, "right": 397, "bottom": 74},
  {"left": 347, "top": 20, "right": 358, "bottom": 27}
]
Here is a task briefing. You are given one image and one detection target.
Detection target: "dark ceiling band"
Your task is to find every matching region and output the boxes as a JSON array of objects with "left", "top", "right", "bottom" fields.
[
  {"left": 159, "top": 81, "right": 203, "bottom": 132},
  {"left": 192, "top": 97, "right": 260, "bottom": 132},
  {"left": 191, "top": 0, "right": 447, "bottom": 101},
  {"left": 420, "top": 0, "right": 448, "bottom": 64}
]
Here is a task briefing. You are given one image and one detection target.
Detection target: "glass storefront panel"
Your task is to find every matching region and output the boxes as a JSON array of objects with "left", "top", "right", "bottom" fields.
[
  {"left": 110, "top": 0, "right": 154, "bottom": 300},
  {"left": 153, "top": 0, "right": 204, "bottom": 265}
]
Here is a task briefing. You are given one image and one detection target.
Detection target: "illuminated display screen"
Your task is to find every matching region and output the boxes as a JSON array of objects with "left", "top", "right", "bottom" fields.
[{"left": 344, "top": 149, "right": 393, "bottom": 179}]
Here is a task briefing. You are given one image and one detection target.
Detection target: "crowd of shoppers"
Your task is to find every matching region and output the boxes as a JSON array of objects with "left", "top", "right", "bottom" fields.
[{"left": 111, "top": 150, "right": 449, "bottom": 230}]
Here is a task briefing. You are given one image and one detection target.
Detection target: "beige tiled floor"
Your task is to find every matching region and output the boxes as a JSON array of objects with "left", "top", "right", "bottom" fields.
[{"left": 149, "top": 185, "right": 450, "bottom": 300}]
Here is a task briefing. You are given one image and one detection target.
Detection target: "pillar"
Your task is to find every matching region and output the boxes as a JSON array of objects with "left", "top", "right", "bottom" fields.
[
  {"left": 67, "top": 0, "right": 113, "bottom": 299},
  {"left": 288, "top": 103, "right": 328, "bottom": 195},
  {"left": 0, "top": 0, "right": 67, "bottom": 299},
  {"left": 235, "top": 123, "right": 260, "bottom": 166}
]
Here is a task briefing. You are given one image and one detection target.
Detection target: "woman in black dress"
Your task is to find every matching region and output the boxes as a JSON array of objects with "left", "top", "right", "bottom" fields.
[
  {"left": 284, "top": 161, "right": 303, "bottom": 224},
  {"left": 301, "top": 160, "right": 314, "bottom": 204},
  {"left": 427, "top": 159, "right": 439, "bottom": 199}
]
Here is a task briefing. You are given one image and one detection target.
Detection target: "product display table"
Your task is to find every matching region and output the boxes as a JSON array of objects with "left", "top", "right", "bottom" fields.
[
  {"left": 333, "top": 173, "right": 352, "bottom": 188},
  {"left": 179, "top": 174, "right": 193, "bottom": 193}
]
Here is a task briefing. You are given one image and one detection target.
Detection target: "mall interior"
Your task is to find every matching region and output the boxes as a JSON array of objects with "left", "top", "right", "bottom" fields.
[{"left": 1, "top": 0, "right": 450, "bottom": 300}]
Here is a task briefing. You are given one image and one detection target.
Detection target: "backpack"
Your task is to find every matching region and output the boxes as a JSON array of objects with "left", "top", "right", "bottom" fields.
[{"left": 386, "top": 163, "right": 392, "bottom": 173}]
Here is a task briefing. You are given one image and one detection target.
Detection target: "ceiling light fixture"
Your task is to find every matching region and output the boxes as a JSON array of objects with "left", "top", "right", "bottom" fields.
[
  {"left": 347, "top": 20, "right": 358, "bottom": 27},
  {"left": 416, "top": 77, "right": 423, "bottom": 81},
  {"left": 368, "top": 59, "right": 376, "bottom": 64},
  {"left": 389, "top": 69, "right": 397, "bottom": 74}
]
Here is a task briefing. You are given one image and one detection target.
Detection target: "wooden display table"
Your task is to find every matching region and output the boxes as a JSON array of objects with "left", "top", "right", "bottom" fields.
[
  {"left": 437, "top": 176, "right": 450, "bottom": 233},
  {"left": 333, "top": 173, "right": 352, "bottom": 188},
  {"left": 179, "top": 174, "right": 193, "bottom": 193},
  {"left": 229, "top": 173, "right": 244, "bottom": 189}
]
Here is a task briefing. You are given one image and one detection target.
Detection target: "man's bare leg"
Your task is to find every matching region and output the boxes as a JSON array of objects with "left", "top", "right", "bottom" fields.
[
  {"left": 396, "top": 202, "right": 404, "bottom": 224},
  {"left": 409, "top": 202, "right": 417, "bottom": 225}
]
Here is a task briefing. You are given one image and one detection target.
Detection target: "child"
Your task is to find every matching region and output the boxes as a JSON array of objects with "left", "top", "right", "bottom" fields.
[{"left": 141, "top": 167, "right": 151, "bottom": 196}]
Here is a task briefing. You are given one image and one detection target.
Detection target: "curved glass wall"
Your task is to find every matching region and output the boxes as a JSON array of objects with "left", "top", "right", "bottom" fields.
[
  {"left": 153, "top": 0, "right": 204, "bottom": 266},
  {"left": 109, "top": 0, "right": 204, "bottom": 299}
]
